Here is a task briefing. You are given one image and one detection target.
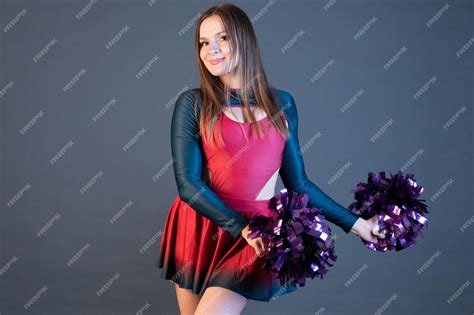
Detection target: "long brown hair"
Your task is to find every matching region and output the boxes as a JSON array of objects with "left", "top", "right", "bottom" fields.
[{"left": 194, "top": 3, "right": 289, "bottom": 147}]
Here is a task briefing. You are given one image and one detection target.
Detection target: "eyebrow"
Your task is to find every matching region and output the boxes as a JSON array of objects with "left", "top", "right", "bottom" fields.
[{"left": 199, "top": 30, "right": 227, "bottom": 41}]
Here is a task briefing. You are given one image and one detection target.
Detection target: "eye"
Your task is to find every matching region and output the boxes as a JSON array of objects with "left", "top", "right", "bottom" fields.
[
  {"left": 220, "top": 35, "right": 228, "bottom": 41},
  {"left": 199, "top": 41, "right": 208, "bottom": 48}
]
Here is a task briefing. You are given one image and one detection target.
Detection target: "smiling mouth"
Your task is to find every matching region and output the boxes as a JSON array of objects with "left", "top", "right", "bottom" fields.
[{"left": 209, "top": 58, "right": 225, "bottom": 65}]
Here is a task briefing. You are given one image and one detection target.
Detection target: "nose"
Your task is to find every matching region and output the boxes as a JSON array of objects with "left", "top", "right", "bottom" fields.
[{"left": 207, "top": 41, "right": 220, "bottom": 55}]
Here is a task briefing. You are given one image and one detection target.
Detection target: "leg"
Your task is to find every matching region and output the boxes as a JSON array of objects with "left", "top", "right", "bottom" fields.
[
  {"left": 194, "top": 286, "right": 248, "bottom": 315},
  {"left": 174, "top": 283, "right": 201, "bottom": 315}
]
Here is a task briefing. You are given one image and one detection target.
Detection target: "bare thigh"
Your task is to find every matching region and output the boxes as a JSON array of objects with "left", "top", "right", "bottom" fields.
[
  {"left": 194, "top": 286, "right": 248, "bottom": 315},
  {"left": 174, "top": 283, "right": 201, "bottom": 315}
]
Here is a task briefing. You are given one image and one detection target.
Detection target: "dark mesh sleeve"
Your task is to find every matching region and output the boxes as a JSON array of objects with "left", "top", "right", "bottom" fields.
[
  {"left": 170, "top": 89, "right": 249, "bottom": 239},
  {"left": 278, "top": 91, "right": 359, "bottom": 233}
]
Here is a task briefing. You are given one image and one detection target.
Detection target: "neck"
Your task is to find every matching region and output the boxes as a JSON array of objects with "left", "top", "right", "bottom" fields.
[{"left": 228, "top": 89, "right": 256, "bottom": 107}]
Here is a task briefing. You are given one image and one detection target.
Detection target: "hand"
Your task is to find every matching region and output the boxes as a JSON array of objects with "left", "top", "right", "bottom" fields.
[
  {"left": 241, "top": 224, "right": 266, "bottom": 257},
  {"left": 350, "top": 216, "right": 379, "bottom": 243}
]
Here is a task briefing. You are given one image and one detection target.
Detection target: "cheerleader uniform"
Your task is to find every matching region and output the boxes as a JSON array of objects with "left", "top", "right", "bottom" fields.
[{"left": 156, "top": 87, "right": 359, "bottom": 302}]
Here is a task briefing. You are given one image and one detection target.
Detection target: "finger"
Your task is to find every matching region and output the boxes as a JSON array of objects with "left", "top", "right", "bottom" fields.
[
  {"left": 256, "top": 240, "right": 264, "bottom": 256},
  {"left": 371, "top": 223, "right": 380, "bottom": 235},
  {"left": 262, "top": 238, "right": 269, "bottom": 249}
]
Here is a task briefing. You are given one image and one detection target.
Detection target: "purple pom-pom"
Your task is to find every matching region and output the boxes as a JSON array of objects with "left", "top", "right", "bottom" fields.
[
  {"left": 348, "top": 170, "right": 429, "bottom": 252},
  {"left": 247, "top": 189, "right": 337, "bottom": 287}
]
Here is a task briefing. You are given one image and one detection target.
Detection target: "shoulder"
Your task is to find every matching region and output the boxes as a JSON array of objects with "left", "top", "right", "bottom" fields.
[
  {"left": 271, "top": 87, "right": 298, "bottom": 127},
  {"left": 271, "top": 87, "right": 294, "bottom": 103},
  {"left": 175, "top": 88, "right": 202, "bottom": 107},
  {"left": 271, "top": 88, "right": 297, "bottom": 114},
  {"left": 171, "top": 88, "right": 203, "bottom": 130},
  {"left": 173, "top": 88, "right": 202, "bottom": 116}
]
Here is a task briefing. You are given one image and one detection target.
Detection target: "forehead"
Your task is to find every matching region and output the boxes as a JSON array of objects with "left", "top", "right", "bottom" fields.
[{"left": 199, "top": 15, "right": 226, "bottom": 39}]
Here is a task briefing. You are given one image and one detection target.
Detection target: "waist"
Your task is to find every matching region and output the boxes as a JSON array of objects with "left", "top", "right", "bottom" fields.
[{"left": 216, "top": 192, "right": 276, "bottom": 219}]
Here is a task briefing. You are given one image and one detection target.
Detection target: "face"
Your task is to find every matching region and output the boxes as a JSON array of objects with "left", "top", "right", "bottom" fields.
[{"left": 199, "top": 15, "right": 239, "bottom": 79}]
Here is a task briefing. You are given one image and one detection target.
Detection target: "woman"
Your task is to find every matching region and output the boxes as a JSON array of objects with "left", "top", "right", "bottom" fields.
[{"left": 156, "top": 3, "right": 378, "bottom": 314}]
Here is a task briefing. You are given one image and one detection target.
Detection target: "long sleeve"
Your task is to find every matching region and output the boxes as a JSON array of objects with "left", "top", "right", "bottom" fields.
[
  {"left": 170, "top": 89, "right": 249, "bottom": 239},
  {"left": 277, "top": 91, "right": 359, "bottom": 233}
]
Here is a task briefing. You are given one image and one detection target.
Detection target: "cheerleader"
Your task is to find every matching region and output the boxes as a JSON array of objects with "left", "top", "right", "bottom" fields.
[{"left": 156, "top": 3, "right": 378, "bottom": 314}]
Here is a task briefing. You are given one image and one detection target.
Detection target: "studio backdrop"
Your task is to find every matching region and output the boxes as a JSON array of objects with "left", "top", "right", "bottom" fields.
[{"left": 1, "top": 0, "right": 472, "bottom": 314}]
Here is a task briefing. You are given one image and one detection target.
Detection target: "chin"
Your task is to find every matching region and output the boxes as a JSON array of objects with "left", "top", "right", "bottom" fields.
[{"left": 207, "top": 68, "right": 229, "bottom": 77}]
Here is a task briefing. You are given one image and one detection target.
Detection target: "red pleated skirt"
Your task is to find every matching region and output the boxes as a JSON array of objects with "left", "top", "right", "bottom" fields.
[{"left": 156, "top": 193, "right": 298, "bottom": 302}]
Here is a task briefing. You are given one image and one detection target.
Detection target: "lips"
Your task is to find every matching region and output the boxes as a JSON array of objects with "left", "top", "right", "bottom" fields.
[{"left": 209, "top": 57, "right": 224, "bottom": 65}]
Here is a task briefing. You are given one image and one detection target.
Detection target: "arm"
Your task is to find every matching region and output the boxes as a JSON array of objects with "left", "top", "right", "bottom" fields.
[
  {"left": 278, "top": 91, "right": 360, "bottom": 233},
  {"left": 170, "top": 89, "right": 249, "bottom": 239}
]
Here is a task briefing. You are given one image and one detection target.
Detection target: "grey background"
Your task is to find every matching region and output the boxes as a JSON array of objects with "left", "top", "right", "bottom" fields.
[{"left": 1, "top": 0, "right": 473, "bottom": 314}]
